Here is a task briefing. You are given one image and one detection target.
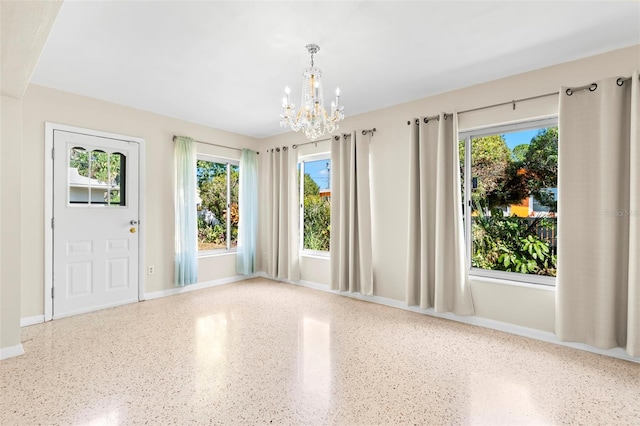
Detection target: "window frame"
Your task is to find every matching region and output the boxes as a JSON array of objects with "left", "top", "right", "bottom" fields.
[
  {"left": 298, "top": 152, "right": 331, "bottom": 256},
  {"left": 459, "top": 116, "right": 558, "bottom": 286},
  {"left": 196, "top": 154, "right": 240, "bottom": 255}
]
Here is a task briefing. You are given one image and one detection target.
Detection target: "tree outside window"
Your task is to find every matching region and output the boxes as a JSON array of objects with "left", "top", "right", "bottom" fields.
[
  {"left": 299, "top": 157, "right": 331, "bottom": 252},
  {"left": 460, "top": 121, "right": 558, "bottom": 281},
  {"left": 196, "top": 158, "right": 239, "bottom": 251}
]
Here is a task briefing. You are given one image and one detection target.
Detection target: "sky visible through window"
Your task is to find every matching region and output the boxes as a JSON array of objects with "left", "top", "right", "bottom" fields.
[
  {"left": 305, "top": 160, "right": 331, "bottom": 190},
  {"left": 502, "top": 129, "right": 539, "bottom": 150}
]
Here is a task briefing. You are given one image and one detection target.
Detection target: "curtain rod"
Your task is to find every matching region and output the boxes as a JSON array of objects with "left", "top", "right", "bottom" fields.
[
  {"left": 172, "top": 135, "right": 259, "bottom": 154},
  {"left": 409, "top": 75, "right": 637, "bottom": 125},
  {"left": 459, "top": 91, "right": 558, "bottom": 115},
  {"left": 292, "top": 128, "right": 377, "bottom": 149},
  {"left": 292, "top": 137, "right": 331, "bottom": 150},
  {"left": 409, "top": 92, "right": 559, "bottom": 125}
]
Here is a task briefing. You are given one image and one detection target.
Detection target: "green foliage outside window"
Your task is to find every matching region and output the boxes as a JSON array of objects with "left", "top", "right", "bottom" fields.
[
  {"left": 471, "top": 205, "right": 557, "bottom": 276},
  {"left": 302, "top": 172, "right": 330, "bottom": 252},
  {"left": 197, "top": 160, "right": 238, "bottom": 251},
  {"left": 462, "top": 127, "right": 558, "bottom": 277}
]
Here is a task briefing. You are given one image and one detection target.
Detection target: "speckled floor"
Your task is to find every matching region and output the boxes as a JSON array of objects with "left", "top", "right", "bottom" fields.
[{"left": 1, "top": 277, "right": 639, "bottom": 425}]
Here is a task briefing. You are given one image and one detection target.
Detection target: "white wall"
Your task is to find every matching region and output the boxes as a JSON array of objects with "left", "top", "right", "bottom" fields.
[
  {"left": 258, "top": 45, "right": 640, "bottom": 333},
  {"left": 1, "top": 95, "right": 23, "bottom": 350},
  {"left": 1, "top": 0, "right": 62, "bottom": 356},
  {"left": 20, "top": 85, "right": 259, "bottom": 318}
]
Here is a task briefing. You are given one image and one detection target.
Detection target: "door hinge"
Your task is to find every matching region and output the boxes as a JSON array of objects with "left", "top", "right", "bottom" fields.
[
  {"left": 51, "top": 218, "right": 55, "bottom": 229},
  {"left": 51, "top": 287, "right": 55, "bottom": 298},
  {"left": 51, "top": 148, "right": 55, "bottom": 160}
]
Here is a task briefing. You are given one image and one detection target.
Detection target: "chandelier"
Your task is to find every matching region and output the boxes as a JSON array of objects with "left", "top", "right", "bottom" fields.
[{"left": 280, "top": 44, "right": 344, "bottom": 140}]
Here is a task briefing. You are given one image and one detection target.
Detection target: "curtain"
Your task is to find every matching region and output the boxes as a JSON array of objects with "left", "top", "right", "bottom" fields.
[
  {"left": 174, "top": 136, "right": 198, "bottom": 286},
  {"left": 264, "top": 147, "right": 300, "bottom": 281},
  {"left": 406, "top": 113, "right": 474, "bottom": 315},
  {"left": 557, "top": 71, "right": 639, "bottom": 357},
  {"left": 236, "top": 149, "right": 259, "bottom": 275},
  {"left": 330, "top": 131, "right": 373, "bottom": 295}
]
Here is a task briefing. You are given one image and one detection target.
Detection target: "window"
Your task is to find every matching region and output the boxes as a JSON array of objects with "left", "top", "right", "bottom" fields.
[
  {"left": 459, "top": 117, "right": 558, "bottom": 284},
  {"left": 196, "top": 156, "right": 239, "bottom": 252},
  {"left": 69, "top": 146, "right": 126, "bottom": 206},
  {"left": 299, "top": 154, "right": 331, "bottom": 253}
]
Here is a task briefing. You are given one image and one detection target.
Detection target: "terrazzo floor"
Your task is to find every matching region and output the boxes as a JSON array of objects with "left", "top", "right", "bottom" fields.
[{"left": 1, "top": 277, "right": 639, "bottom": 425}]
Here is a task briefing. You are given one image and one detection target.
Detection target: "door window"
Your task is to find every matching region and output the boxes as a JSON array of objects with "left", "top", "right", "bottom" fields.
[{"left": 69, "top": 146, "right": 126, "bottom": 206}]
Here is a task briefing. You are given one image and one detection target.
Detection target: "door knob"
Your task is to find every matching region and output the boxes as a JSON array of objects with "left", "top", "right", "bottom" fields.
[
  {"left": 130, "top": 227, "right": 137, "bottom": 233},
  {"left": 130, "top": 220, "right": 138, "bottom": 225}
]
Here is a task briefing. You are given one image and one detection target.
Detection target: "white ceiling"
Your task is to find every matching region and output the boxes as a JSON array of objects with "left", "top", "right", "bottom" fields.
[{"left": 31, "top": 1, "right": 640, "bottom": 139}]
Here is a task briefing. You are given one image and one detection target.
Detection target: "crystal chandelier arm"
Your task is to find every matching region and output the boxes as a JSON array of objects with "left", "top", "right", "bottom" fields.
[{"left": 294, "top": 106, "right": 306, "bottom": 125}]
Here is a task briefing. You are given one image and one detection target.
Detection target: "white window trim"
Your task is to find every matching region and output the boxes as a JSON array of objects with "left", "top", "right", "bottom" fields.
[
  {"left": 299, "top": 152, "right": 331, "bottom": 254},
  {"left": 196, "top": 154, "right": 239, "bottom": 256},
  {"left": 301, "top": 249, "right": 330, "bottom": 259},
  {"left": 461, "top": 116, "right": 558, "bottom": 287}
]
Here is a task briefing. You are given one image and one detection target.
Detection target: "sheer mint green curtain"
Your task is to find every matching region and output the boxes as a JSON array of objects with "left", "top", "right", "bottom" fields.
[
  {"left": 174, "top": 136, "right": 198, "bottom": 286},
  {"left": 237, "top": 149, "right": 259, "bottom": 275}
]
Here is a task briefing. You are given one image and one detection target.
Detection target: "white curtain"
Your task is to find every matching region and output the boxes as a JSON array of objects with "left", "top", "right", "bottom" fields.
[
  {"left": 330, "top": 131, "right": 373, "bottom": 295},
  {"left": 236, "top": 149, "right": 259, "bottom": 275},
  {"left": 557, "top": 71, "right": 639, "bottom": 357},
  {"left": 174, "top": 136, "right": 198, "bottom": 286},
  {"left": 264, "top": 147, "right": 300, "bottom": 281},
  {"left": 406, "top": 113, "right": 474, "bottom": 315}
]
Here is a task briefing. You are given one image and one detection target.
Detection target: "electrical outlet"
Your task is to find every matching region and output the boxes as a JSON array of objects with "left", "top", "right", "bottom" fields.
[{"left": 148, "top": 265, "right": 155, "bottom": 275}]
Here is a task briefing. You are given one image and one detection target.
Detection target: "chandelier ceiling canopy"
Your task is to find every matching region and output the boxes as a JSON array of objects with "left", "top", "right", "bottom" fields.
[{"left": 280, "top": 44, "right": 344, "bottom": 140}]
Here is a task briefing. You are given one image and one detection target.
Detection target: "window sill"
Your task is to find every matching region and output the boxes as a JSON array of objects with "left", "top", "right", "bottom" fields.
[
  {"left": 300, "top": 251, "right": 330, "bottom": 260},
  {"left": 468, "top": 274, "right": 556, "bottom": 291},
  {"left": 198, "top": 250, "right": 237, "bottom": 259}
]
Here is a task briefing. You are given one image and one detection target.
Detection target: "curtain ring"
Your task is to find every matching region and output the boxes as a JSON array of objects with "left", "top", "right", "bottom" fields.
[
  {"left": 334, "top": 135, "right": 340, "bottom": 141},
  {"left": 282, "top": 146, "right": 288, "bottom": 151},
  {"left": 362, "top": 130, "right": 366, "bottom": 135},
  {"left": 407, "top": 121, "right": 410, "bottom": 125},
  {"left": 617, "top": 78, "right": 624, "bottom": 86},
  {"left": 565, "top": 88, "right": 573, "bottom": 96},
  {"left": 415, "top": 119, "right": 419, "bottom": 125},
  {"left": 276, "top": 147, "right": 280, "bottom": 152},
  {"left": 423, "top": 117, "right": 428, "bottom": 124},
  {"left": 444, "top": 113, "right": 448, "bottom": 120},
  {"left": 292, "top": 144, "right": 298, "bottom": 149},
  {"left": 589, "top": 83, "right": 597, "bottom": 92}
]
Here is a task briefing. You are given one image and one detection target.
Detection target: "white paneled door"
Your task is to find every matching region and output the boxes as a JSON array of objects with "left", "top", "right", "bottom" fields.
[{"left": 53, "top": 130, "right": 139, "bottom": 318}]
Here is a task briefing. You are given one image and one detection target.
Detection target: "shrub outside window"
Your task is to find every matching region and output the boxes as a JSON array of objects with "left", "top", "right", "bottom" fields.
[
  {"left": 196, "top": 156, "right": 239, "bottom": 252},
  {"left": 299, "top": 155, "right": 331, "bottom": 253},
  {"left": 459, "top": 117, "right": 558, "bottom": 285}
]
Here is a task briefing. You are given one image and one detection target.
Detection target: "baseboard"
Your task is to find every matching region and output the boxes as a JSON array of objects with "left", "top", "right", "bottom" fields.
[
  {"left": 255, "top": 271, "right": 640, "bottom": 364},
  {"left": 20, "top": 315, "right": 45, "bottom": 327},
  {"left": 0, "top": 344, "right": 25, "bottom": 360},
  {"left": 144, "top": 274, "right": 255, "bottom": 300},
  {"left": 54, "top": 298, "right": 140, "bottom": 320},
  {"left": 17, "top": 276, "right": 256, "bottom": 325}
]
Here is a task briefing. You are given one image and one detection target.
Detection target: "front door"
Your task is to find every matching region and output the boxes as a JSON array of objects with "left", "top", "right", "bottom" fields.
[{"left": 53, "top": 129, "right": 139, "bottom": 318}]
